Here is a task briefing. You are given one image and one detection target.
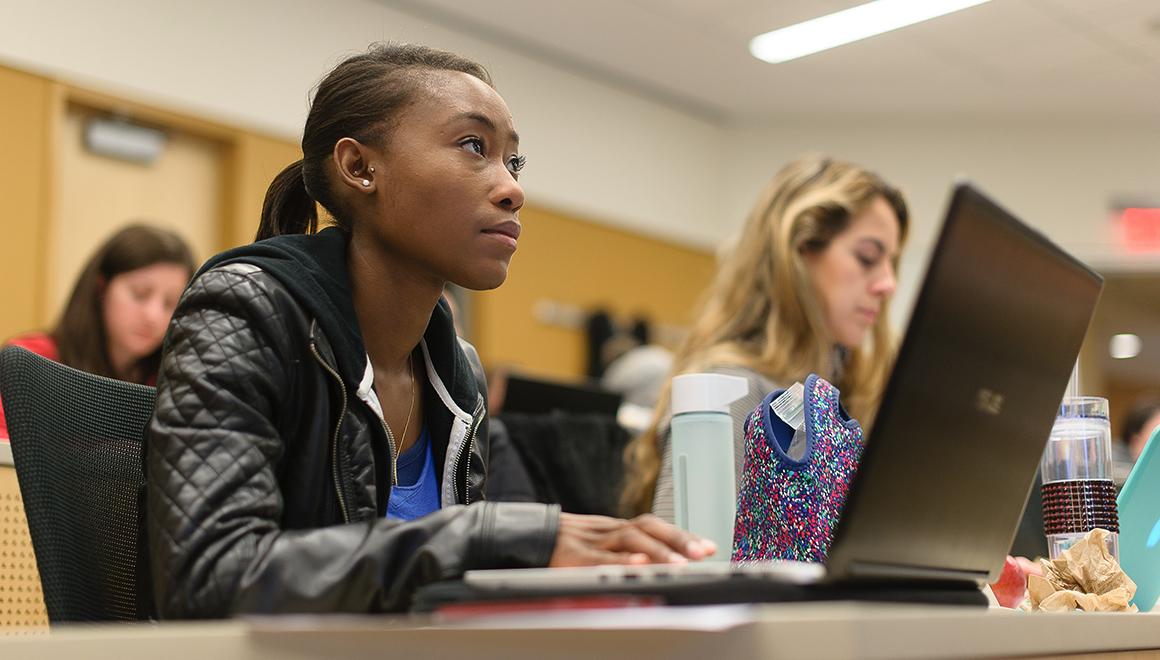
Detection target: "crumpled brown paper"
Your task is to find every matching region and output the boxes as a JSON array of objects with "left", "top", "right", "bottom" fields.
[{"left": 1027, "top": 528, "right": 1138, "bottom": 612}]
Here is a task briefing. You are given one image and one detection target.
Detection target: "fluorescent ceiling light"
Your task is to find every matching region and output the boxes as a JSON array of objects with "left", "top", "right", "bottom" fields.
[
  {"left": 1110, "top": 334, "right": 1142, "bottom": 360},
  {"left": 749, "top": 0, "right": 992, "bottom": 64}
]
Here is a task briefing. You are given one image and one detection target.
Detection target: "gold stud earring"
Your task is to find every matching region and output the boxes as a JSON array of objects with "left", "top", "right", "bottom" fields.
[{"left": 368, "top": 166, "right": 375, "bottom": 173}]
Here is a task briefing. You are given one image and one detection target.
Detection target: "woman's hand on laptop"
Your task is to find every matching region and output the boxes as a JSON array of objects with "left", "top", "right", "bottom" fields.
[{"left": 549, "top": 513, "right": 717, "bottom": 567}]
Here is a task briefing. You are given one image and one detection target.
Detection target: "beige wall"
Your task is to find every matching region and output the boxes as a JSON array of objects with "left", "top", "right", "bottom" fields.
[
  {"left": 226, "top": 134, "right": 303, "bottom": 248},
  {"left": 473, "top": 204, "right": 716, "bottom": 378},
  {"left": 721, "top": 120, "right": 1160, "bottom": 332},
  {"left": 49, "top": 105, "right": 226, "bottom": 316},
  {"left": 3, "top": 59, "right": 705, "bottom": 381},
  {"left": 0, "top": 64, "right": 300, "bottom": 339},
  {"left": 0, "top": 0, "right": 726, "bottom": 252},
  {"left": 0, "top": 66, "right": 52, "bottom": 341}
]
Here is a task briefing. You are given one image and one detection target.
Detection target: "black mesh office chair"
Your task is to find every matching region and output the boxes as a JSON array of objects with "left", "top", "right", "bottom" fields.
[{"left": 0, "top": 345, "right": 155, "bottom": 622}]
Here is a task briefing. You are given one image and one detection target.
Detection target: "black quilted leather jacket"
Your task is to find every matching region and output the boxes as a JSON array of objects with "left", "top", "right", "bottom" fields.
[{"left": 146, "top": 231, "right": 559, "bottom": 619}]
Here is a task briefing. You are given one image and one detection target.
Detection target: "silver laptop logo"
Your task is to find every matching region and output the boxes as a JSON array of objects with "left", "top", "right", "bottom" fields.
[{"left": 976, "top": 388, "right": 1004, "bottom": 415}]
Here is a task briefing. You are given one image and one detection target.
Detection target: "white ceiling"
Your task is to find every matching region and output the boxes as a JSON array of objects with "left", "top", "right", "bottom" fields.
[{"left": 378, "top": 0, "right": 1160, "bottom": 123}]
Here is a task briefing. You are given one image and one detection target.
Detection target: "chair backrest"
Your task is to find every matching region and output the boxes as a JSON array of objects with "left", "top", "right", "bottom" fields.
[
  {"left": 497, "top": 411, "right": 629, "bottom": 517},
  {"left": 0, "top": 443, "right": 49, "bottom": 631},
  {"left": 0, "top": 346, "right": 156, "bottom": 622}
]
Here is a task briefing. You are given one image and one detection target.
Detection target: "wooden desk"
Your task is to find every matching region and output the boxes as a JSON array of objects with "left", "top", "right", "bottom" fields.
[
  {"left": 0, "top": 603, "right": 1157, "bottom": 659},
  {"left": 2, "top": 443, "right": 1155, "bottom": 657}
]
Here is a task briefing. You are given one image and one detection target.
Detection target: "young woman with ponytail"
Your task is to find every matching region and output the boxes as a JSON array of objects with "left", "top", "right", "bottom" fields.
[{"left": 145, "top": 42, "right": 712, "bottom": 619}]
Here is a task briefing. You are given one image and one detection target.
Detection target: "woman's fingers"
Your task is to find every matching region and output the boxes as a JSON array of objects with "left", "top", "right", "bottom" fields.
[
  {"left": 612, "top": 524, "right": 689, "bottom": 564},
  {"left": 586, "top": 550, "right": 651, "bottom": 566},
  {"left": 630, "top": 514, "right": 717, "bottom": 560},
  {"left": 550, "top": 513, "right": 717, "bottom": 567}
]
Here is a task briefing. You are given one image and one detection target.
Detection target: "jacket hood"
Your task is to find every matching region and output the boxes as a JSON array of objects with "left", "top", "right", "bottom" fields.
[{"left": 197, "top": 227, "right": 468, "bottom": 403}]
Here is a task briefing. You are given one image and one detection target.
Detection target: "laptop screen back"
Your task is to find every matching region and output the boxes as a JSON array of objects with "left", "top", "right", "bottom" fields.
[
  {"left": 1117, "top": 427, "right": 1160, "bottom": 611},
  {"left": 501, "top": 373, "right": 622, "bottom": 416},
  {"left": 826, "top": 183, "right": 1103, "bottom": 584}
]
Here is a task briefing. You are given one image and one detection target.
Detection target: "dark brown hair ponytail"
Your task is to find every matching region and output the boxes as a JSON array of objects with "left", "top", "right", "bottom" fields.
[
  {"left": 254, "top": 42, "right": 492, "bottom": 241},
  {"left": 256, "top": 160, "right": 317, "bottom": 241}
]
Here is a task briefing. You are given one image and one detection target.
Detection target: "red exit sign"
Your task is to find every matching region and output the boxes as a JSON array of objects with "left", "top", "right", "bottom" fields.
[{"left": 1119, "top": 207, "right": 1160, "bottom": 252}]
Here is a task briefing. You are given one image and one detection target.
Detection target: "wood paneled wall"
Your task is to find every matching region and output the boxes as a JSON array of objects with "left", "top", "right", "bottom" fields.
[
  {"left": 0, "top": 63, "right": 714, "bottom": 382},
  {"left": 472, "top": 204, "right": 716, "bottom": 378},
  {"left": 225, "top": 133, "right": 303, "bottom": 248},
  {"left": 0, "top": 67, "right": 53, "bottom": 341},
  {"left": 0, "top": 64, "right": 300, "bottom": 339}
]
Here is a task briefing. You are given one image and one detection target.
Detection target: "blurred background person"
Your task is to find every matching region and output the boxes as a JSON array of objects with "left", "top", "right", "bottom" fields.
[
  {"left": 1113, "top": 396, "right": 1160, "bottom": 486},
  {"left": 602, "top": 343, "right": 674, "bottom": 433},
  {"left": 0, "top": 224, "right": 195, "bottom": 439},
  {"left": 621, "top": 155, "right": 909, "bottom": 520}
]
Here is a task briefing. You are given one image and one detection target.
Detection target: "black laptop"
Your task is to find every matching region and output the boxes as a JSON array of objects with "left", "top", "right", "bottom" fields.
[
  {"left": 446, "top": 182, "right": 1103, "bottom": 605},
  {"left": 500, "top": 372, "right": 622, "bottom": 416}
]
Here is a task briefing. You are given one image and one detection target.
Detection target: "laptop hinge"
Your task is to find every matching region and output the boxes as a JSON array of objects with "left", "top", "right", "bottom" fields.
[{"left": 842, "top": 561, "right": 988, "bottom": 585}]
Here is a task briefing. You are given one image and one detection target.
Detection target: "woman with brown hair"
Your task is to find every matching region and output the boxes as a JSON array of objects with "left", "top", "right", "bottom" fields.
[
  {"left": 622, "top": 155, "right": 910, "bottom": 520},
  {"left": 0, "top": 224, "right": 194, "bottom": 438}
]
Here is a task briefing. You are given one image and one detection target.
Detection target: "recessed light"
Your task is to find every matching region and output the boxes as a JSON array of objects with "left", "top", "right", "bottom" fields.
[
  {"left": 749, "top": 0, "right": 992, "bottom": 64},
  {"left": 1110, "top": 334, "right": 1142, "bottom": 360}
]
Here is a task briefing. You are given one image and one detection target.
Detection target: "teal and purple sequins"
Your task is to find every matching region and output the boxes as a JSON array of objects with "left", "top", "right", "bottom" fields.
[{"left": 732, "top": 373, "right": 864, "bottom": 563}]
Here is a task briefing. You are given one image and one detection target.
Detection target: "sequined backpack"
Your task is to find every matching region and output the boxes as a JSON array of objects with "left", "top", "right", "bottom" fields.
[{"left": 732, "top": 373, "right": 864, "bottom": 563}]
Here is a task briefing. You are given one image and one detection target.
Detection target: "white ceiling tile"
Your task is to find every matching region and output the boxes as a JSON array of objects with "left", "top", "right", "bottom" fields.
[
  {"left": 1094, "top": 16, "right": 1160, "bottom": 67},
  {"left": 376, "top": 0, "right": 1160, "bottom": 122},
  {"left": 713, "top": 0, "right": 869, "bottom": 40},
  {"left": 1034, "top": 0, "right": 1160, "bottom": 22}
]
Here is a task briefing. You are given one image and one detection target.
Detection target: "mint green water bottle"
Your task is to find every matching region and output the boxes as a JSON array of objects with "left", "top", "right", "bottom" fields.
[{"left": 670, "top": 373, "right": 748, "bottom": 560}]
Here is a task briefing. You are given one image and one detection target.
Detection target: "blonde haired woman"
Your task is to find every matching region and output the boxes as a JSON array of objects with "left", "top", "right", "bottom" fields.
[{"left": 622, "top": 155, "right": 909, "bottom": 520}]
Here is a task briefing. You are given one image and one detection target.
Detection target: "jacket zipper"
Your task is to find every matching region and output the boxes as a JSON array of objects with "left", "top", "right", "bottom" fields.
[
  {"left": 452, "top": 397, "right": 485, "bottom": 505},
  {"left": 378, "top": 414, "right": 398, "bottom": 489},
  {"left": 309, "top": 341, "right": 351, "bottom": 524}
]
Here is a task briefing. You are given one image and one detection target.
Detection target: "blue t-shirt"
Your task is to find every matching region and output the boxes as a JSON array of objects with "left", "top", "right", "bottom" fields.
[{"left": 386, "top": 426, "right": 440, "bottom": 521}]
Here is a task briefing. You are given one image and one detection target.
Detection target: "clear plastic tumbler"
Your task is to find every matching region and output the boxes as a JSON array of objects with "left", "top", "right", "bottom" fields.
[{"left": 1039, "top": 396, "right": 1119, "bottom": 559}]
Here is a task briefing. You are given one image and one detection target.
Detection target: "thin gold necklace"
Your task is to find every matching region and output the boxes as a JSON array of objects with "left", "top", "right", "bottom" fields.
[{"left": 398, "top": 353, "right": 416, "bottom": 444}]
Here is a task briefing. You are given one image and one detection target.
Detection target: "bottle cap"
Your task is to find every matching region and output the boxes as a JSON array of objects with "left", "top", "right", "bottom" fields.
[{"left": 671, "top": 373, "right": 749, "bottom": 415}]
